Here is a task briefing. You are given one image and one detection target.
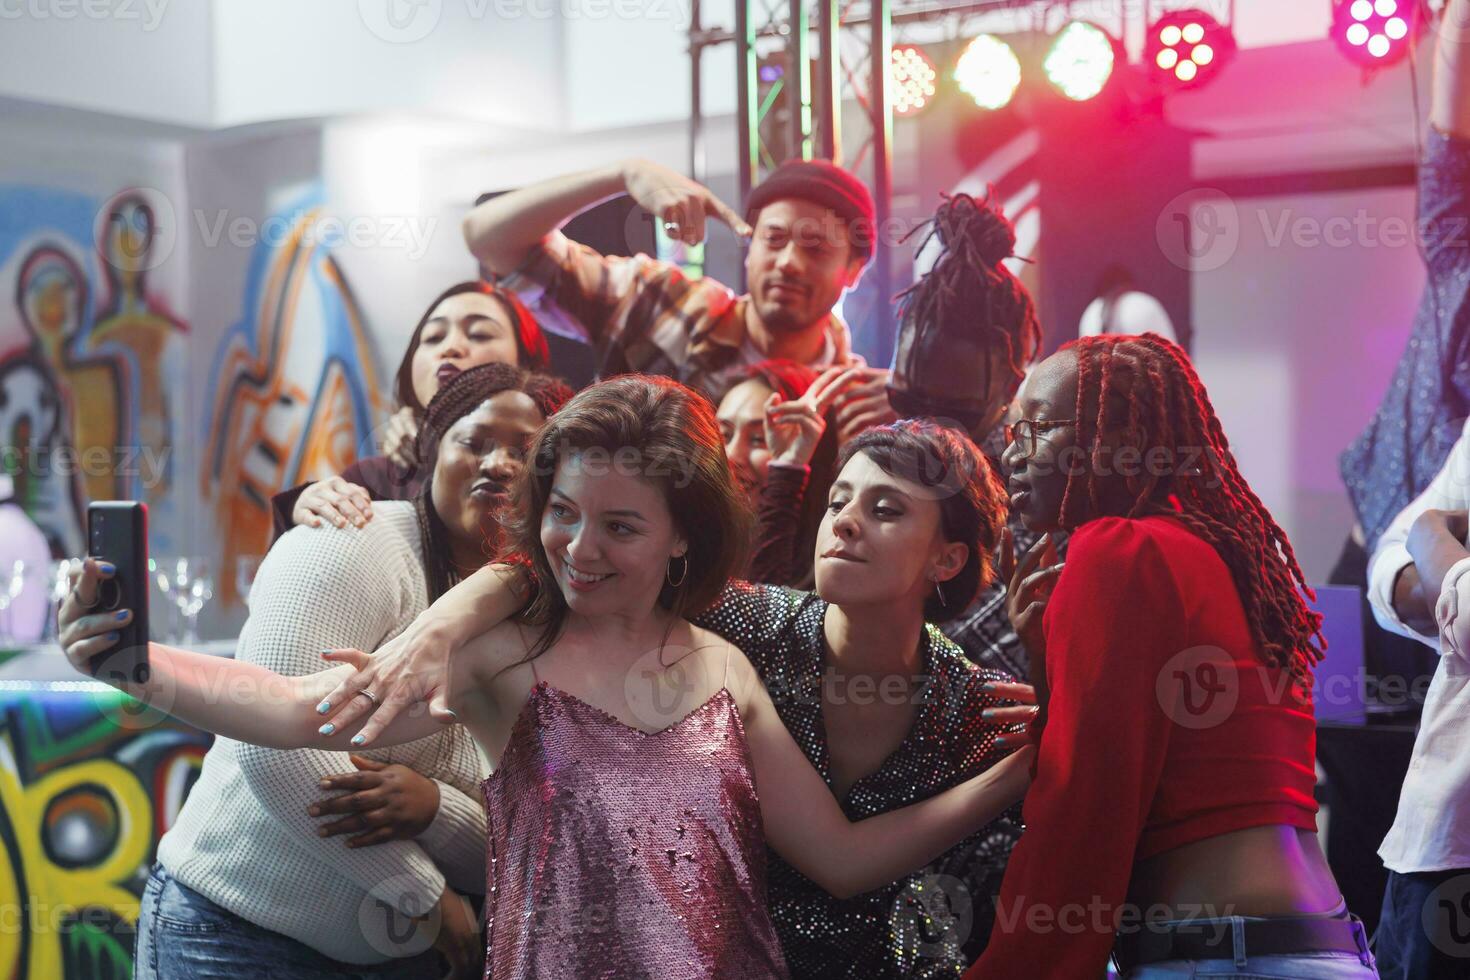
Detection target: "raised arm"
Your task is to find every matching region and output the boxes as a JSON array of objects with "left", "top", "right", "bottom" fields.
[
  {"left": 60, "top": 559, "right": 451, "bottom": 750},
  {"left": 1434, "top": 0, "right": 1470, "bottom": 138},
  {"left": 318, "top": 562, "right": 533, "bottom": 743},
  {"left": 462, "top": 159, "right": 749, "bottom": 277},
  {"left": 732, "top": 647, "right": 1032, "bottom": 899}
]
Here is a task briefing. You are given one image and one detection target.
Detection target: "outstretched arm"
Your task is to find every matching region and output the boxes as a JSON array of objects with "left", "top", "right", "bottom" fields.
[
  {"left": 734, "top": 647, "right": 1032, "bottom": 899},
  {"left": 1434, "top": 0, "right": 1470, "bottom": 138},
  {"left": 60, "top": 559, "right": 451, "bottom": 750},
  {"left": 318, "top": 562, "right": 533, "bottom": 743},
  {"left": 463, "top": 160, "right": 750, "bottom": 277}
]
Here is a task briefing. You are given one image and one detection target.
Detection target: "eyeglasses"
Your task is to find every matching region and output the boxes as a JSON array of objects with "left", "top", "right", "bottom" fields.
[{"left": 1004, "top": 418, "right": 1076, "bottom": 461}]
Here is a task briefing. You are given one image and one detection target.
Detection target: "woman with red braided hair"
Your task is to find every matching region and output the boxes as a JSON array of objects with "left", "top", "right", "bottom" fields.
[{"left": 967, "top": 333, "right": 1378, "bottom": 978}]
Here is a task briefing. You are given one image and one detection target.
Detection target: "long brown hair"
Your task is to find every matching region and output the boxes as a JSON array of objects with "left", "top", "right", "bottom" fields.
[
  {"left": 500, "top": 375, "right": 752, "bottom": 664},
  {"left": 1058, "top": 333, "right": 1324, "bottom": 693}
]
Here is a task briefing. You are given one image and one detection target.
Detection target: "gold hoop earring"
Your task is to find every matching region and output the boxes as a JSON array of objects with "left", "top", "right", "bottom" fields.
[
  {"left": 667, "top": 554, "right": 689, "bottom": 588},
  {"left": 933, "top": 578, "right": 947, "bottom": 608}
]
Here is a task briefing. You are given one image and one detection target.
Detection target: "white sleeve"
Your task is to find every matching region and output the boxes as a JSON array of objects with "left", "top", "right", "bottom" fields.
[
  {"left": 231, "top": 522, "right": 447, "bottom": 915},
  {"left": 1367, "top": 417, "right": 1470, "bottom": 648}
]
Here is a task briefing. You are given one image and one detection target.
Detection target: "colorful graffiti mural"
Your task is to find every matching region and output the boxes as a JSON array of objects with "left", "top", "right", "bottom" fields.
[
  {"left": 0, "top": 185, "right": 186, "bottom": 557},
  {"left": 201, "top": 189, "right": 386, "bottom": 605},
  {"left": 0, "top": 675, "right": 210, "bottom": 979}
]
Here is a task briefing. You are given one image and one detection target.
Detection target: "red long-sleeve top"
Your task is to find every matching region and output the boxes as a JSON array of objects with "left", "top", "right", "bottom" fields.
[{"left": 965, "top": 516, "right": 1319, "bottom": 980}]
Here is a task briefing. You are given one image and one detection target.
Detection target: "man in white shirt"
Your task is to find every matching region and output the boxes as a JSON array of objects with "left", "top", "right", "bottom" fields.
[{"left": 1367, "top": 415, "right": 1470, "bottom": 977}]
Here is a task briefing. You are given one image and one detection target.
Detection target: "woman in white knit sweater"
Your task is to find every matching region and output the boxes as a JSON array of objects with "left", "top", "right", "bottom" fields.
[{"left": 71, "top": 363, "right": 570, "bottom": 980}]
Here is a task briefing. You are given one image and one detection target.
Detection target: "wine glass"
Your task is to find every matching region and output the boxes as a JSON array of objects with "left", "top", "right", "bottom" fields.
[
  {"left": 235, "top": 555, "right": 262, "bottom": 607},
  {"left": 182, "top": 569, "right": 214, "bottom": 645},
  {"left": 0, "top": 560, "right": 28, "bottom": 646},
  {"left": 152, "top": 557, "right": 179, "bottom": 643},
  {"left": 41, "top": 559, "right": 72, "bottom": 644}
]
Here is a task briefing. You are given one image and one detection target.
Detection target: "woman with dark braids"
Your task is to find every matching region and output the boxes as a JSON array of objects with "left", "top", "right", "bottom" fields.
[
  {"left": 966, "top": 334, "right": 1377, "bottom": 978},
  {"left": 887, "top": 191, "right": 1048, "bottom": 683}
]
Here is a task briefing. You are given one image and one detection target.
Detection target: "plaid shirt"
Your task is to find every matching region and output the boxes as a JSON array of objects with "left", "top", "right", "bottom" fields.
[{"left": 499, "top": 231, "right": 857, "bottom": 401}]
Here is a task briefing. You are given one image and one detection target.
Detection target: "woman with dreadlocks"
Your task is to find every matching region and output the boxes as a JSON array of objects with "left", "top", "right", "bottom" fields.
[
  {"left": 966, "top": 334, "right": 1376, "bottom": 979},
  {"left": 886, "top": 191, "right": 1048, "bottom": 685}
]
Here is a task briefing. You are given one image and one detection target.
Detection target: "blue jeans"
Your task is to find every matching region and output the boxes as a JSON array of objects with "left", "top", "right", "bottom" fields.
[
  {"left": 134, "top": 863, "right": 442, "bottom": 979},
  {"left": 1375, "top": 868, "right": 1470, "bottom": 980},
  {"left": 1120, "top": 905, "right": 1378, "bottom": 979}
]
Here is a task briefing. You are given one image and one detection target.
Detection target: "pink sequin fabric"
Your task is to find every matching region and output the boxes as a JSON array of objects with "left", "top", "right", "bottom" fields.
[{"left": 481, "top": 680, "right": 792, "bottom": 980}]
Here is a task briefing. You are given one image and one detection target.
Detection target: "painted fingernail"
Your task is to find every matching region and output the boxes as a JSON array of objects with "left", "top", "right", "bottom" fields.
[
  {"left": 97, "top": 562, "right": 116, "bottom": 575},
  {"left": 114, "top": 610, "right": 130, "bottom": 621},
  {"left": 105, "top": 632, "right": 120, "bottom": 642},
  {"left": 979, "top": 682, "right": 995, "bottom": 692},
  {"left": 981, "top": 709, "right": 996, "bottom": 720},
  {"left": 319, "top": 723, "right": 336, "bottom": 735},
  {"left": 316, "top": 700, "right": 331, "bottom": 714},
  {"left": 351, "top": 735, "right": 366, "bottom": 746}
]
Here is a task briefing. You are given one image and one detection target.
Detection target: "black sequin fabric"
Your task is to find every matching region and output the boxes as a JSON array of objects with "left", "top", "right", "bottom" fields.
[{"left": 695, "top": 583, "right": 1025, "bottom": 979}]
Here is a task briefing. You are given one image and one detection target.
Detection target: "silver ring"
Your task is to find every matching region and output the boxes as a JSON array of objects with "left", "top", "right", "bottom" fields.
[
  {"left": 663, "top": 220, "right": 679, "bottom": 234},
  {"left": 354, "top": 690, "right": 380, "bottom": 707}
]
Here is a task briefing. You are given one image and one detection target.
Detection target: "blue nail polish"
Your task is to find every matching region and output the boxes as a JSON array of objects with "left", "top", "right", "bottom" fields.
[
  {"left": 316, "top": 700, "right": 331, "bottom": 714},
  {"left": 351, "top": 735, "right": 365, "bottom": 746},
  {"left": 115, "top": 610, "right": 129, "bottom": 621},
  {"left": 97, "top": 562, "right": 116, "bottom": 575},
  {"left": 319, "top": 723, "right": 335, "bottom": 735},
  {"left": 106, "top": 632, "right": 120, "bottom": 643},
  {"left": 981, "top": 709, "right": 996, "bottom": 720}
]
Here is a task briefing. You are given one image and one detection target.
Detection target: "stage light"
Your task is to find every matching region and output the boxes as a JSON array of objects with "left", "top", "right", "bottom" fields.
[
  {"left": 1144, "top": 9, "right": 1236, "bottom": 90},
  {"left": 1332, "top": 0, "right": 1416, "bottom": 68},
  {"left": 891, "top": 44, "right": 938, "bottom": 117},
  {"left": 1043, "top": 22, "right": 1117, "bottom": 102},
  {"left": 956, "top": 34, "right": 1022, "bottom": 111}
]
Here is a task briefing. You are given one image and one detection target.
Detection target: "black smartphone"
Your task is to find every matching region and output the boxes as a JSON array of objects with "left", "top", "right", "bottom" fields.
[{"left": 86, "top": 501, "right": 150, "bottom": 685}]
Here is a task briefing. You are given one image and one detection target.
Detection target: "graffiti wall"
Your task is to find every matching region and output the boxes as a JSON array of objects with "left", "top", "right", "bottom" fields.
[
  {"left": 0, "top": 672, "right": 210, "bottom": 979},
  {"left": 199, "top": 187, "right": 387, "bottom": 605},
  {"left": 0, "top": 185, "right": 186, "bottom": 558}
]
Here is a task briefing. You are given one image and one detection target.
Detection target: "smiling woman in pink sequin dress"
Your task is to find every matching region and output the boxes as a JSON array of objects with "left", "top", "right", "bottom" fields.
[{"left": 60, "top": 374, "right": 1033, "bottom": 980}]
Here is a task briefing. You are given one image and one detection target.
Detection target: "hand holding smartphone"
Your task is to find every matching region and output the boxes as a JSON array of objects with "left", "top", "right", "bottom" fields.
[{"left": 86, "top": 502, "right": 150, "bottom": 685}]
